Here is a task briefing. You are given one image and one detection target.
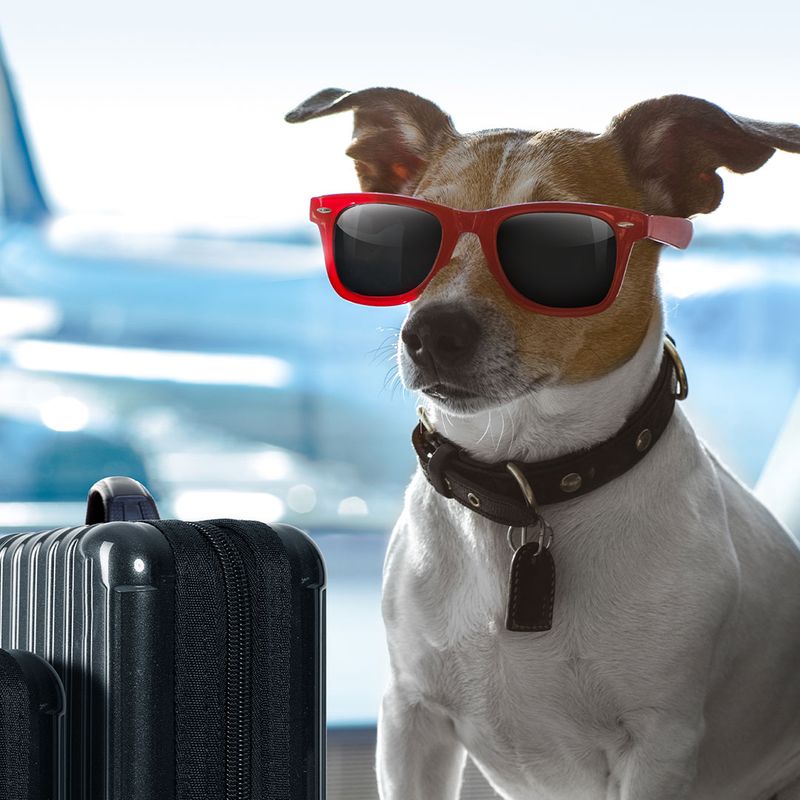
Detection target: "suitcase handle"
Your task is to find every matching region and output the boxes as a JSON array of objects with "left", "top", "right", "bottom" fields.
[{"left": 86, "top": 476, "right": 161, "bottom": 524}]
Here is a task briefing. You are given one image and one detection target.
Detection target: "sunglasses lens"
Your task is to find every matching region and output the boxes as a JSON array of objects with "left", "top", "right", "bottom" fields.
[
  {"left": 496, "top": 213, "right": 617, "bottom": 308},
  {"left": 333, "top": 204, "right": 442, "bottom": 297}
]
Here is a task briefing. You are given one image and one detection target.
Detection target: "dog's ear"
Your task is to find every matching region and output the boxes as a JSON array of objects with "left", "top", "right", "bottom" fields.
[
  {"left": 285, "top": 87, "right": 457, "bottom": 193},
  {"left": 607, "top": 95, "right": 800, "bottom": 217}
]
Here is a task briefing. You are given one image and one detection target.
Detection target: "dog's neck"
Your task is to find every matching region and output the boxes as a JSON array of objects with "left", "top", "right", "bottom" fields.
[{"left": 419, "top": 307, "right": 666, "bottom": 465}]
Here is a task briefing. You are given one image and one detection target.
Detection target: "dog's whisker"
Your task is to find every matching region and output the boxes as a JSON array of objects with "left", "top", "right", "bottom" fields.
[
  {"left": 381, "top": 363, "right": 400, "bottom": 393},
  {"left": 476, "top": 411, "right": 493, "bottom": 445},
  {"left": 494, "top": 408, "right": 507, "bottom": 455},
  {"left": 367, "top": 331, "right": 401, "bottom": 365},
  {"left": 509, "top": 406, "right": 517, "bottom": 446},
  {"left": 388, "top": 373, "right": 405, "bottom": 400},
  {"left": 442, "top": 410, "right": 454, "bottom": 434},
  {"left": 382, "top": 362, "right": 396, "bottom": 380},
  {"left": 370, "top": 349, "right": 400, "bottom": 368},
  {"left": 371, "top": 336, "right": 398, "bottom": 349},
  {"left": 494, "top": 409, "right": 504, "bottom": 451}
]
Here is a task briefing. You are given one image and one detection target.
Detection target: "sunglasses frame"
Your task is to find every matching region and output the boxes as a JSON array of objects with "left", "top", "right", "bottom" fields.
[{"left": 309, "top": 192, "right": 693, "bottom": 317}]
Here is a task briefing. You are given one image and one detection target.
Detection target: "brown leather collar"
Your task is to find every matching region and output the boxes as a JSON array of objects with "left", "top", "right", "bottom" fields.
[{"left": 412, "top": 342, "right": 685, "bottom": 528}]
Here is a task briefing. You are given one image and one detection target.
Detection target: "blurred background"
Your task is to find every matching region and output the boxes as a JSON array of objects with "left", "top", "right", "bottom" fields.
[{"left": 1, "top": 2, "right": 799, "bottom": 796}]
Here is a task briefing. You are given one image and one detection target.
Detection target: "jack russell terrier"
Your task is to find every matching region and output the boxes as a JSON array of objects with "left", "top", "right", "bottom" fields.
[{"left": 287, "top": 89, "right": 800, "bottom": 799}]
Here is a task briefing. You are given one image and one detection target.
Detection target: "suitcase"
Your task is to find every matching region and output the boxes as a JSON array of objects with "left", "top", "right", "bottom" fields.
[
  {"left": 0, "top": 649, "right": 64, "bottom": 800},
  {"left": 0, "top": 476, "right": 326, "bottom": 800}
]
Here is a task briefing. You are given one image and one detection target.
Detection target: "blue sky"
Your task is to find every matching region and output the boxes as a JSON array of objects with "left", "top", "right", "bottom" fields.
[{"left": 4, "top": 1, "right": 800, "bottom": 232}]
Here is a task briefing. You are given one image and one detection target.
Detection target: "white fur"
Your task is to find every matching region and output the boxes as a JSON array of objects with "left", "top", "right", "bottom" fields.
[{"left": 377, "top": 304, "right": 800, "bottom": 799}]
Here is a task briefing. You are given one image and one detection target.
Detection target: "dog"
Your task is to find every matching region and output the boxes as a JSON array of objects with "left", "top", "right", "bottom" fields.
[{"left": 287, "top": 89, "right": 800, "bottom": 799}]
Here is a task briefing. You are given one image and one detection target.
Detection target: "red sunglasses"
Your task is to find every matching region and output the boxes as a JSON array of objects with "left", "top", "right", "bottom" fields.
[{"left": 309, "top": 192, "right": 693, "bottom": 317}]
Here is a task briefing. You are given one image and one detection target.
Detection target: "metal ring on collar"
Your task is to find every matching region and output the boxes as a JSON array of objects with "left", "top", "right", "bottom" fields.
[
  {"left": 506, "top": 462, "right": 538, "bottom": 510},
  {"left": 663, "top": 338, "right": 689, "bottom": 401},
  {"left": 417, "top": 405, "right": 436, "bottom": 434},
  {"left": 507, "top": 519, "right": 553, "bottom": 554}
]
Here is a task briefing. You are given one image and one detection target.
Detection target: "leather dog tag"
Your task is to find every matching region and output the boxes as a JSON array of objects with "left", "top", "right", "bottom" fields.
[{"left": 505, "top": 543, "right": 556, "bottom": 632}]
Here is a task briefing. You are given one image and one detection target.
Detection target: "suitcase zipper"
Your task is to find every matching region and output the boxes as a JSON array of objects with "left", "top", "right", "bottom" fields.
[{"left": 188, "top": 522, "right": 252, "bottom": 800}]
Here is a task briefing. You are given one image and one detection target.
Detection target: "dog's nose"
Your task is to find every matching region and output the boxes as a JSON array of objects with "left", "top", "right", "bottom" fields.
[{"left": 401, "top": 305, "right": 481, "bottom": 368}]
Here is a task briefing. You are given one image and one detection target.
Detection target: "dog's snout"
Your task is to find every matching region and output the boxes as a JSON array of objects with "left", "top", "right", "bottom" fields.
[{"left": 402, "top": 305, "right": 481, "bottom": 368}]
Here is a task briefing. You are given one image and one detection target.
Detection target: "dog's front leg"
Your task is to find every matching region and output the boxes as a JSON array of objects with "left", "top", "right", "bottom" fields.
[
  {"left": 612, "top": 711, "right": 703, "bottom": 800},
  {"left": 376, "top": 682, "right": 467, "bottom": 800}
]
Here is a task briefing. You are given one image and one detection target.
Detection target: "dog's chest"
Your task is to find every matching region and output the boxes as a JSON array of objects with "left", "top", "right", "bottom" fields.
[
  {"left": 396, "top": 566, "right": 631, "bottom": 798},
  {"left": 385, "top": 485, "right": 637, "bottom": 796},
  {"left": 447, "top": 636, "right": 630, "bottom": 798}
]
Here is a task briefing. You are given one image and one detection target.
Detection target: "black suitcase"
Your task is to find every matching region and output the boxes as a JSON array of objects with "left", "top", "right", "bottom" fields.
[
  {"left": 0, "top": 476, "right": 326, "bottom": 800},
  {"left": 0, "top": 649, "right": 64, "bottom": 800}
]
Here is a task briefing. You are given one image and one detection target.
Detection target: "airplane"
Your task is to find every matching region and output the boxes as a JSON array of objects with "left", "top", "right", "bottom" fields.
[
  {"left": 0, "top": 36, "right": 421, "bottom": 532},
  {"left": 1, "top": 35, "right": 798, "bottom": 536}
]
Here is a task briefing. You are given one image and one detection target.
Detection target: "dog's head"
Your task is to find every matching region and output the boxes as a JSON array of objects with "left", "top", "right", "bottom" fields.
[{"left": 287, "top": 89, "right": 800, "bottom": 414}]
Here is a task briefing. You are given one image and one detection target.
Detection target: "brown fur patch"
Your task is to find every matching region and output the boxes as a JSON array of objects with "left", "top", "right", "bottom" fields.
[{"left": 415, "top": 129, "right": 660, "bottom": 383}]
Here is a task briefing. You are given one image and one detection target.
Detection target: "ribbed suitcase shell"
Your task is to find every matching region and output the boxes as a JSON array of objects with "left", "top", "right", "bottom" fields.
[{"left": 0, "top": 511, "right": 325, "bottom": 799}]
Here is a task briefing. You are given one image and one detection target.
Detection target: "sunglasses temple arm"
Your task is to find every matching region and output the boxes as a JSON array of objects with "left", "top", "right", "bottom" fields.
[{"left": 646, "top": 215, "right": 694, "bottom": 249}]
